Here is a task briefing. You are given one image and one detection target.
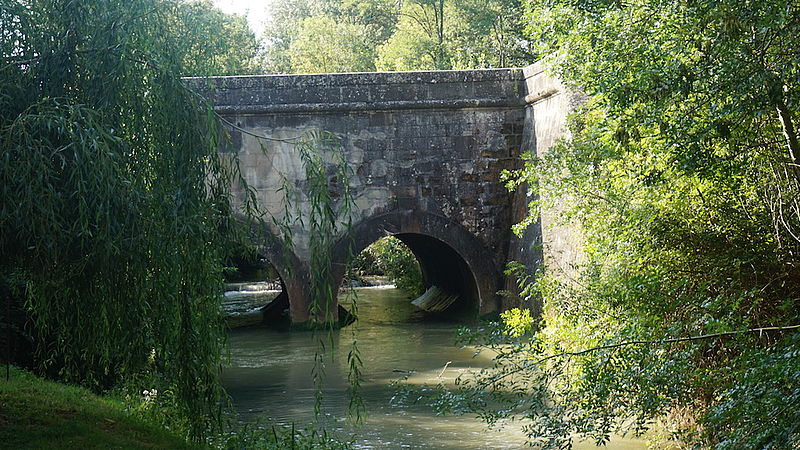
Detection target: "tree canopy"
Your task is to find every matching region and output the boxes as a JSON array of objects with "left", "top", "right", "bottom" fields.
[
  {"left": 172, "top": 0, "right": 260, "bottom": 76},
  {"left": 260, "top": 0, "right": 533, "bottom": 73},
  {"left": 288, "top": 15, "right": 377, "bottom": 73},
  {"left": 0, "top": 0, "right": 257, "bottom": 439},
  {"left": 5, "top": 0, "right": 799, "bottom": 446},
  {"left": 435, "top": 0, "right": 800, "bottom": 447}
]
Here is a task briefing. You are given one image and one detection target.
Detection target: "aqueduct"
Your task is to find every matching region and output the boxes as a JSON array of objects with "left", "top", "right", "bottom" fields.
[{"left": 191, "top": 63, "right": 579, "bottom": 325}]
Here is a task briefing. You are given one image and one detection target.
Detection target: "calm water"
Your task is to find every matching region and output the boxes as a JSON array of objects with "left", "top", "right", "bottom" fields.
[{"left": 222, "top": 287, "right": 647, "bottom": 449}]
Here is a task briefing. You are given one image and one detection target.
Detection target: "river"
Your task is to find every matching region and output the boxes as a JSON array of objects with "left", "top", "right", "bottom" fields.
[{"left": 222, "top": 286, "right": 647, "bottom": 449}]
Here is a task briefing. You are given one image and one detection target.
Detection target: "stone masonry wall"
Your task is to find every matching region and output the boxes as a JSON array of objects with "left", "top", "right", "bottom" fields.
[
  {"left": 189, "top": 65, "right": 574, "bottom": 322},
  {"left": 191, "top": 69, "right": 526, "bottom": 272}
]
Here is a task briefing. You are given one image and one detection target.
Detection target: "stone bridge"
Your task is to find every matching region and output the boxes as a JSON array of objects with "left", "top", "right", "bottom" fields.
[{"left": 192, "top": 63, "right": 576, "bottom": 325}]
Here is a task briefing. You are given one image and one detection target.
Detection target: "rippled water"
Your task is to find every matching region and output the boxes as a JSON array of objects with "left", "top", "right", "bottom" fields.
[{"left": 222, "top": 287, "right": 646, "bottom": 449}]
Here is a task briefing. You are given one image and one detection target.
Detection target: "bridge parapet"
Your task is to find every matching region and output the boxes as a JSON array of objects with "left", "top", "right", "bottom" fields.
[{"left": 190, "top": 68, "right": 524, "bottom": 114}]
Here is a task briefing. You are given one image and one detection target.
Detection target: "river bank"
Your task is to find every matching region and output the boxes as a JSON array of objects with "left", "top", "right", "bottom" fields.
[
  {"left": 0, "top": 366, "right": 196, "bottom": 449},
  {"left": 0, "top": 366, "right": 356, "bottom": 449}
]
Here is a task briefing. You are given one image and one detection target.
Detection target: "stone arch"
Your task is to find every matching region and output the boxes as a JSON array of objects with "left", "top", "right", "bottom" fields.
[
  {"left": 332, "top": 209, "right": 503, "bottom": 318},
  {"left": 241, "top": 218, "right": 312, "bottom": 324}
]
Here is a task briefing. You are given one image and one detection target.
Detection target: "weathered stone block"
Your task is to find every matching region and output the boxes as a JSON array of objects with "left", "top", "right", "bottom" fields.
[
  {"left": 459, "top": 173, "right": 479, "bottom": 182},
  {"left": 370, "top": 159, "right": 388, "bottom": 177},
  {"left": 488, "top": 158, "right": 519, "bottom": 172},
  {"left": 340, "top": 86, "right": 371, "bottom": 102},
  {"left": 365, "top": 111, "right": 390, "bottom": 126}
]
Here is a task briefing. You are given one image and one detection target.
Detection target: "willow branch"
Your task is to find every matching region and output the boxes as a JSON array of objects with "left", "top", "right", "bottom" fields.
[
  {"left": 482, "top": 324, "right": 800, "bottom": 386},
  {"left": 1, "top": 45, "right": 122, "bottom": 72},
  {"left": 534, "top": 324, "right": 800, "bottom": 365},
  {"left": 215, "top": 114, "right": 308, "bottom": 144}
]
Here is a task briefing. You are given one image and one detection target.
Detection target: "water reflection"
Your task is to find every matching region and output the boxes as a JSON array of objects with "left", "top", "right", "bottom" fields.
[{"left": 222, "top": 287, "right": 646, "bottom": 449}]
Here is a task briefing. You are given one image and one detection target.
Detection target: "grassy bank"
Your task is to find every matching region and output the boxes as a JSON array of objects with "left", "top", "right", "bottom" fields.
[{"left": 0, "top": 366, "right": 195, "bottom": 449}]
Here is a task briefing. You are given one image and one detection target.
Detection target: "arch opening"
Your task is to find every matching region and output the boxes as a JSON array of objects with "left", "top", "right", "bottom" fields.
[
  {"left": 395, "top": 233, "right": 480, "bottom": 320},
  {"left": 342, "top": 233, "right": 480, "bottom": 322},
  {"left": 332, "top": 210, "right": 503, "bottom": 324},
  {"left": 222, "top": 247, "right": 287, "bottom": 328}
]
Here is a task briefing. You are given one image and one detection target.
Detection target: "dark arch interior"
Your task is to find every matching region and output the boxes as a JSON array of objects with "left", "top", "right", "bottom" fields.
[
  {"left": 223, "top": 248, "right": 287, "bottom": 327},
  {"left": 347, "top": 233, "right": 480, "bottom": 321},
  {"left": 224, "top": 250, "right": 280, "bottom": 284},
  {"left": 395, "top": 233, "right": 480, "bottom": 319}
]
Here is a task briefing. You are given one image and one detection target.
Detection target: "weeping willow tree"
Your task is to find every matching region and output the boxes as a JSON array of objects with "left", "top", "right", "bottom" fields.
[{"left": 0, "top": 0, "right": 257, "bottom": 439}]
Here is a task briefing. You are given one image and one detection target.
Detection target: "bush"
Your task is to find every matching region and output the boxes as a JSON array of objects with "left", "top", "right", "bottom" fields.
[{"left": 350, "top": 236, "right": 424, "bottom": 297}]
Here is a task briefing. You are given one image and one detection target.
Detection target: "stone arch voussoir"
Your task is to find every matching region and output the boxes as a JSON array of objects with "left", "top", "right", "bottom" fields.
[{"left": 332, "top": 209, "right": 502, "bottom": 317}]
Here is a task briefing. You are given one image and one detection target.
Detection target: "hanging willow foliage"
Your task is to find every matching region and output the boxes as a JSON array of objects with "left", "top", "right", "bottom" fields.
[
  {"left": 270, "top": 130, "right": 365, "bottom": 422},
  {"left": 298, "top": 132, "right": 364, "bottom": 422},
  {"left": 0, "top": 0, "right": 252, "bottom": 438}
]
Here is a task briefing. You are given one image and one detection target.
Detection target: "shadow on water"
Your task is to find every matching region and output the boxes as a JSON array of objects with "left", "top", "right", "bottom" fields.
[{"left": 222, "top": 287, "right": 647, "bottom": 449}]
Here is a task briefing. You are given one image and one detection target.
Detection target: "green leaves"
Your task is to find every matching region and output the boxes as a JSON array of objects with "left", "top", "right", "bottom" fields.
[
  {"left": 172, "top": 0, "right": 260, "bottom": 76},
  {"left": 703, "top": 333, "right": 800, "bottom": 449},
  {"left": 0, "top": 0, "right": 258, "bottom": 440},
  {"left": 262, "top": 0, "right": 532, "bottom": 73},
  {"left": 289, "top": 16, "right": 377, "bottom": 73},
  {"left": 350, "top": 236, "right": 424, "bottom": 298},
  {"left": 432, "top": 0, "right": 800, "bottom": 447}
]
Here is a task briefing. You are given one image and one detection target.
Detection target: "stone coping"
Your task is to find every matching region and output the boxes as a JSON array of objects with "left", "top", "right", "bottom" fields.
[
  {"left": 185, "top": 67, "right": 523, "bottom": 88},
  {"left": 185, "top": 64, "right": 562, "bottom": 113}
]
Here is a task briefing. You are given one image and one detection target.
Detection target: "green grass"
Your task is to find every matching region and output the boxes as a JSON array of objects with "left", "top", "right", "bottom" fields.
[{"left": 0, "top": 366, "right": 197, "bottom": 449}]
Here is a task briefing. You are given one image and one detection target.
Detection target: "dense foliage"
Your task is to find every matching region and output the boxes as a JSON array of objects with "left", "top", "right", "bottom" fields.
[
  {"left": 260, "top": 0, "right": 533, "bottom": 73},
  {"left": 172, "top": 0, "right": 260, "bottom": 76},
  {"left": 7, "top": 0, "right": 799, "bottom": 447},
  {"left": 431, "top": 0, "right": 800, "bottom": 447},
  {"left": 351, "top": 236, "right": 424, "bottom": 297},
  {"left": 0, "top": 0, "right": 257, "bottom": 439}
]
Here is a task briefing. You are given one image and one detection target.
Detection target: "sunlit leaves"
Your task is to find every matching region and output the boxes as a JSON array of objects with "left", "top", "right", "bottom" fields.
[
  {"left": 172, "top": 0, "right": 260, "bottom": 76},
  {"left": 449, "top": 0, "right": 800, "bottom": 447},
  {"left": 288, "top": 16, "right": 376, "bottom": 73},
  {"left": 263, "top": 0, "right": 532, "bottom": 73},
  {"left": 351, "top": 236, "right": 424, "bottom": 297}
]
